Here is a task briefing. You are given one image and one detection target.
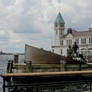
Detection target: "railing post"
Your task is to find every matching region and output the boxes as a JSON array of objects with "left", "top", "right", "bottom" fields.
[
  {"left": 7, "top": 60, "right": 13, "bottom": 73},
  {"left": 26, "top": 61, "right": 32, "bottom": 72},
  {"left": 36, "top": 85, "right": 39, "bottom": 92},
  {"left": 79, "top": 60, "right": 82, "bottom": 71},
  {"left": 3, "top": 78, "right": 5, "bottom": 92},
  {"left": 60, "top": 60, "right": 66, "bottom": 71},
  {"left": 90, "top": 82, "right": 92, "bottom": 92}
]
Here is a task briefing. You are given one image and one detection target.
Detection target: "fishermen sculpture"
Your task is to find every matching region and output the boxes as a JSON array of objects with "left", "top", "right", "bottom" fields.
[
  {"left": 67, "top": 45, "right": 73, "bottom": 58},
  {"left": 67, "top": 42, "right": 87, "bottom": 63},
  {"left": 72, "top": 42, "right": 79, "bottom": 56}
]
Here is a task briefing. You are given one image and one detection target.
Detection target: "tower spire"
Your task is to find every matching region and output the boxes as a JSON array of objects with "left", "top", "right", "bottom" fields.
[{"left": 54, "top": 12, "right": 65, "bottom": 24}]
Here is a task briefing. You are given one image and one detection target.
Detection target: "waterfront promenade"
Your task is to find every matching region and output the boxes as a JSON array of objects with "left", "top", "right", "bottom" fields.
[{"left": 1, "top": 70, "right": 92, "bottom": 92}]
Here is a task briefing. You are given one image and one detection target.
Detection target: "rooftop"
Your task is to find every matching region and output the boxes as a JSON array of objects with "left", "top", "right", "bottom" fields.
[{"left": 61, "top": 29, "right": 92, "bottom": 38}]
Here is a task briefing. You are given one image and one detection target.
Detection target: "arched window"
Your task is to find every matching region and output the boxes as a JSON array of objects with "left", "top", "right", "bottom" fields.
[
  {"left": 88, "top": 48, "right": 92, "bottom": 50},
  {"left": 81, "top": 48, "right": 87, "bottom": 56},
  {"left": 88, "top": 48, "right": 92, "bottom": 56}
]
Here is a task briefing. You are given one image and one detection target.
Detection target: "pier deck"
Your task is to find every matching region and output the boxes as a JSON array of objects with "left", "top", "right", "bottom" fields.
[{"left": 1, "top": 70, "right": 92, "bottom": 92}]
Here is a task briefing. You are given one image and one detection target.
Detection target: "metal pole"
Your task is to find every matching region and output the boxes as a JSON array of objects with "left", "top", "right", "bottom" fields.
[
  {"left": 90, "top": 82, "right": 91, "bottom": 92},
  {"left": 26, "top": 61, "right": 32, "bottom": 72},
  {"left": 36, "top": 85, "right": 39, "bottom": 92},
  {"left": 3, "top": 78, "right": 5, "bottom": 92},
  {"left": 79, "top": 63, "right": 82, "bottom": 71},
  {"left": 79, "top": 60, "right": 82, "bottom": 71}
]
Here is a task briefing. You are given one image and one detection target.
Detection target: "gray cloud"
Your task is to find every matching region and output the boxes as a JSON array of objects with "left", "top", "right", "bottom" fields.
[
  {"left": 0, "top": 0, "right": 16, "bottom": 7},
  {"left": 0, "top": 0, "right": 92, "bottom": 52}
]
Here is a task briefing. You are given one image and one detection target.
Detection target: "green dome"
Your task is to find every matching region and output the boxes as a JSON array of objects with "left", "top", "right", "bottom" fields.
[{"left": 54, "top": 12, "right": 65, "bottom": 24}]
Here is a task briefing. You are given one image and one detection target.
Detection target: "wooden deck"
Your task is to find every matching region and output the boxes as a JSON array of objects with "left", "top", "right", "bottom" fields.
[
  {"left": 2, "top": 70, "right": 92, "bottom": 77},
  {"left": 2, "top": 70, "right": 92, "bottom": 92}
]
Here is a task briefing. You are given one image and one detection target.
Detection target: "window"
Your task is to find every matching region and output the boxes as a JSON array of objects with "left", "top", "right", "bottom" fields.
[
  {"left": 81, "top": 48, "right": 86, "bottom": 56},
  {"left": 89, "top": 38, "right": 92, "bottom": 43},
  {"left": 56, "top": 30, "right": 58, "bottom": 35},
  {"left": 61, "top": 49, "right": 62, "bottom": 55},
  {"left": 81, "top": 38, "right": 86, "bottom": 44},
  {"left": 60, "top": 40, "right": 63, "bottom": 45},
  {"left": 52, "top": 49, "right": 54, "bottom": 52},
  {"left": 75, "top": 39, "right": 79, "bottom": 44},
  {"left": 55, "top": 23, "right": 58, "bottom": 27},
  {"left": 67, "top": 40, "right": 72, "bottom": 45}
]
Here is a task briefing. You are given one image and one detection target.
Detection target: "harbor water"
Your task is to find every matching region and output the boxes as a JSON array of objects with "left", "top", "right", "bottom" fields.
[
  {"left": 0, "top": 55, "right": 92, "bottom": 92},
  {"left": 0, "top": 55, "right": 24, "bottom": 92}
]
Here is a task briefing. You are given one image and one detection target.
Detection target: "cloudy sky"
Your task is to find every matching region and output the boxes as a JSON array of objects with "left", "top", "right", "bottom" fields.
[{"left": 0, "top": 0, "right": 92, "bottom": 53}]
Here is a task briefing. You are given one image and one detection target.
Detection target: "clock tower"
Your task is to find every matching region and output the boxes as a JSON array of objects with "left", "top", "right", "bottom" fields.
[{"left": 54, "top": 12, "right": 65, "bottom": 45}]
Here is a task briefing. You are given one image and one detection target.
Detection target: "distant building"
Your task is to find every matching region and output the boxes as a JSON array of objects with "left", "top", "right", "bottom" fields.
[
  {"left": 0, "top": 50, "right": 5, "bottom": 55},
  {"left": 52, "top": 12, "right": 92, "bottom": 56}
]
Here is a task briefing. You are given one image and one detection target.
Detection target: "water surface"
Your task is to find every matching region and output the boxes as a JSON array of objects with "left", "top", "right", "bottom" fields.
[{"left": 0, "top": 55, "right": 24, "bottom": 92}]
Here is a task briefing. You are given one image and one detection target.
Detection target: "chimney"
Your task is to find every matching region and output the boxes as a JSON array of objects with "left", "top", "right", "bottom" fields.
[
  {"left": 67, "top": 28, "right": 72, "bottom": 34},
  {"left": 89, "top": 25, "right": 92, "bottom": 32},
  {"left": 89, "top": 28, "right": 92, "bottom": 32}
]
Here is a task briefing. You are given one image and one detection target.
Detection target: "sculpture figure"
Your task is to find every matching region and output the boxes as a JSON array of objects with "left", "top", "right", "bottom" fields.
[
  {"left": 72, "top": 42, "right": 79, "bottom": 57},
  {"left": 67, "top": 42, "right": 87, "bottom": 64},
  {"left": 67, "top": 45, "right": 73, "bottom": 58}
]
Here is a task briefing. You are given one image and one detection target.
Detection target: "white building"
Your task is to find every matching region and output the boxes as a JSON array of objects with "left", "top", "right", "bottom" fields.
[{"left": 52, "top": 12, "right": 92, "bottom": 56}]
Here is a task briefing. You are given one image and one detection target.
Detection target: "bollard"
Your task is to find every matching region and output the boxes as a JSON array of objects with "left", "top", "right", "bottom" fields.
[
  {"left": 60, "top": 60, "right": 66, "bottom": 71},
  {"left": 79, "top": 60, "right": 82, "bottom": 71},
  {"left": 14, "top": 55, "right": 19, "bottom": 64},
  {"left": 7, "top": 60, "right": 13, "bottom": 73},
  {"left": 26, "top": 61, "right": 32, "bottom": 72}
]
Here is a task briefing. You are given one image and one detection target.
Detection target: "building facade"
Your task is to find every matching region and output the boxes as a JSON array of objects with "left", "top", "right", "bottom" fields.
[{"left": 52, "top": 12, "right": 92, "bottom": 56}]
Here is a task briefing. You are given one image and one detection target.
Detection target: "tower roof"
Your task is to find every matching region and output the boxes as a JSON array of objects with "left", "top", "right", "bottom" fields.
[{"left": 54, "top": 12, "right": 65, "bottom": 24}]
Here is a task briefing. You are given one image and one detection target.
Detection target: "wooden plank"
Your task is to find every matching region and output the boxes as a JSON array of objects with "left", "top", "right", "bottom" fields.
[{"left": 1, "top": 70, "right": 92, "bottom": 77}]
